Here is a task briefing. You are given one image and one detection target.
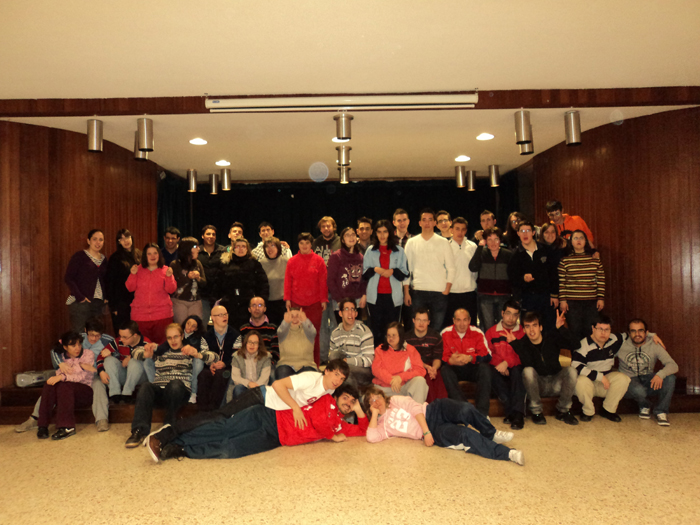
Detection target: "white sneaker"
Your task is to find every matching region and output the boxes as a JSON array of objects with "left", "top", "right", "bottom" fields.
[
  {"left": 509, "top": 449, "right": 525, "bottom": 466},
  {"left": 15, "top": 417, "right": 38, "bottom": 433},
  {"left": 639, "top": 408, "right": 651, "bottom": 419},
  {"left": 96, "top": 419, "right": 110, "bottom": 432},
  {"left": 656, "top": 413, "right": 670, "bottom": 426},
  {"left": 493, "top": 430, "right": 514, "bottom": 444},
  {"left": 188, "top": 393, "right": 197, "bottom": 404}
]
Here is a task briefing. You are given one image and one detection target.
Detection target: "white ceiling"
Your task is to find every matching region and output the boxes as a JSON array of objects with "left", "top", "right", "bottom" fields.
[{"left": 1, "top": 1, "right": 698, "bottom": 180}]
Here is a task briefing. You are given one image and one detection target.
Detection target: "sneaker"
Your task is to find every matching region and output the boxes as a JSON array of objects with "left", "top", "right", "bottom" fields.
[
  {"left": 600, "top": 408, "right": 622, "bottom": 423},
  {"left": 96, "top": 419, "right": 110, "bottom": 432},
  {"left": 639, "top": 408, "right": 651, "bottom": 419},
  {"left": 555, "top": 411, "right": 579, "bottom": 426},
  {"left": 125, "top": 429, "right": 146, "bottom": 448},
  {"left": 160, "top": 443, "right": 187, "bottom": 461},
  {"left": 493, "top": 430, "right": 514, "bottom": 444},
  {"left": 531, "top": 413, "right": 547, "bottom": 425},
  {"left": 656, "top": 413, "right": 670, "bottom": 426},
  {"left": 15, "top": 417, "right": 38, "bottom": 433},
  {"left": 510, "top": 413, "right": 525, "bottom": 430},
  {"left": 37, "top": 426, "right": 49, "bottom": 439},
  {"left": 51, "top": 427, "right": 76, "bottom": 440},
  {"left": 146, "top": 434, "right": 161, "bottom": 463},
  {"left": 509, "top": 449, "right": 525, "bottom": 466},
  {"left": 188, "top": 393, "right": 197, "bottom": 404}
]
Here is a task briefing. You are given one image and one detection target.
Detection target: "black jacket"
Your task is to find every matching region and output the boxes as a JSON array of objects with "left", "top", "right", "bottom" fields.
[{"left": 511, "top": 326, "right": 580, "bottom": 377}]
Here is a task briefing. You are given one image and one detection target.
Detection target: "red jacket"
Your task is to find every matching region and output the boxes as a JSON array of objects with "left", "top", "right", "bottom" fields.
[
  {"left": 125, "top": 266, "right": 177, "bottom": 321},
  {"left": 485, "top": 322, "right": 524, "bottom": 368},
  {"left": 372, "top": 343, "right": 427, "bottom": 387},
  {"left": 276, "top": 394, "right": 368, "bottom": 446},
  {"left": 441, "top": 325, "right": 491, "bottom": 364},
  {"left": 284, "top": 253, "right": 328, "bottom": 306}
]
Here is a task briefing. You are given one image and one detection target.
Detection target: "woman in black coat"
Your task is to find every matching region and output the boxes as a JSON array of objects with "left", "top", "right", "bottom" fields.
[{"left": 105, "top": 229, "right": 141, "bottom": 332}]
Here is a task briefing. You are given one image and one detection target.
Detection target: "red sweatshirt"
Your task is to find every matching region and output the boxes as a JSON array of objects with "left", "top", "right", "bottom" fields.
[
  {"left": 276, "top": 394, "right": 368, "bottom": 445},
  {"left": 284, "top": 252, "right": 328, "bottom": 306},
  {"left": 372, "top": 343, "right": 427, "bottom": 387},
  {"left": 485, "top": 322, "right": 524, "bottom": 368},
  {"left": 125, "top": 266, "right": 177, "bottom": 321},
  {"left": 441, "top": 325, "right": 491, "bottom": 364}
]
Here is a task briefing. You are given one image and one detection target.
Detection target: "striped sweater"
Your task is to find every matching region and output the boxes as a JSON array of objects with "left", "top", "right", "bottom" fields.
[
  {"left": 329, "top": 321, "right": 375, "bottom": 368},
  {"left": 558, "top": 253, "right": 605, "bottom": 301},
  {"left": 571, "top": 333, "right": 626, "bottom": 381},
  {"left": 153, "top": 348, "right": 195, "bottom": 390}
]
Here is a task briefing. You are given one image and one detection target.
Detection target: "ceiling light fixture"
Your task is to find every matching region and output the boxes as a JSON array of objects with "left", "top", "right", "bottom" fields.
[
  {"left": 476, "top": 133, "right": 494, "bottom": 141},
  {"left": 216, "top": 160, "right": 231, "bottom": 166},
  {"left": 134, "top": 131, "right": 148, "bottom": 161},
  {"left": 466, "top": 170, "right": 476, "bottom": 191},
  {"left": 455, "top": 155, "right": 470, "bottom": 162},
  {"left": 187, "top": 169, "right": 197, "bottom": 192},
  {"left": 514, "top": 110, "right": 532, "bottom": 144},
  {"left": 339, "top": 166, "right": 350, "bottom": 184},
  {"left": 189, "top": 138, "right": 207, "bottom": 145},
  {"left": 221, "top": 168, "right": 231, "bottom": 191},
  {"left": 137, "top": 118, "right": 154, "bottom": 152},
  {"left": 455, "top": 166, "right": 466, "bottom": 188},
  {"left": 519, "top": 125, "right": 534, "bottom": 155},
  {"left": 334, "top": 112, "right": 353, "bottom": 140},
  {"left": 336, "top": 145, "right": 351, "bottom": 167},
  {"left": 209, "top": 173, "right": 219, "bottom": 195},
  {"left": 87, "top": 119, "right": 103, "bottom": 152},
  {"left": 565, "top": 110, "right": 582, "bottom": 146},
  {"left": 488, "top": 165, "right": 500, "bottom": 187}
]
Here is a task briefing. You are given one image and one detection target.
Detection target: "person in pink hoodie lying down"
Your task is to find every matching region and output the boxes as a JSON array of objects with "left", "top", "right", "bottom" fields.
[{"left": 363, "top": 385, "right": 525, "bottom": 466}]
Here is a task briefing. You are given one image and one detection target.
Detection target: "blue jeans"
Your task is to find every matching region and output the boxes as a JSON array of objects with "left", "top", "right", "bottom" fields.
[
  {"left": 132, "top": 380, "right": 190, "bottom": 434},
  {"left": 426, "top": 399, "right": 510, "bottom": 461},
  {"left": 190, "top": 358, "right": 205, "bottom": 395},
  {"left": 118, "top": 357, "right": 155, "bottom": 396},
  {"left": 624, "top": 374, "right": 676, "bottom": 414},
  {"left": 411, "top": 290, "right": 449, "bottom": 331},
  {"left": 231, "top": 383, "right": 250, "bottom": 399},
  {"left": 490, "top": 365, "right": 526, "bottom": 416},
  {"left": 441, "top": 362, "right": 492, "bottom": 416},
  {"left": 477, "top": 294, "right": 509, "bottom": 331}
]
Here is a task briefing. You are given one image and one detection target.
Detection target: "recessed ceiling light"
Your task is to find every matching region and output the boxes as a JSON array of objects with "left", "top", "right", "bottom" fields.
[
  {"left": 332, "top": 137, "right": 350, "bottom": 143},
  {"left": 215, "top": 160, "right": 231, "bottom": 166},
  {"left": 189, "top": 138, "right": 207, "bottom": 145},
  {"left": 476, "top": 133, "right": 494, "bottom": 141},
  {"left": 455, "top": 155, "right": 470, "bottom": 162}
]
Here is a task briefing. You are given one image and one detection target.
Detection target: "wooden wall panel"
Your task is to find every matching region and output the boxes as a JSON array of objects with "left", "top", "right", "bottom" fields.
[
  {"left": 0, "top": 121, "right": 159, "bottom": 387},
  {"left": 531, "top": 107, "right": 700, "bottom": 393}
]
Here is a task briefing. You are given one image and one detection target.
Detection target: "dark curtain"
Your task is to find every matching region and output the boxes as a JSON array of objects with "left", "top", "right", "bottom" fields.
[{"left": 157, "top": 172, "right": 191, "bottom": 240}]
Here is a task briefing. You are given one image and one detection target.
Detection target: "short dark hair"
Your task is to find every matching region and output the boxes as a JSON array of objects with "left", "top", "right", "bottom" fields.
[
  {"left": 545, "top": 200, "right": 563, "bottom": 213},
  {"left": 182, "top": 315, "right": 206, "bottom": 338},
  {"left": 483, "top": 227, "right": 502, "bottom": 241},
  {"left": 517, "top": 219, "right": 535, "bottom": 232},
  {"left": 119, "top": 320, "right": 141, "bottom": 335},
  {"left": 326, "top": 359, "right": 350, "bottom": 378},
  {"left": 87, "top": 228, "right": 104, "bottom": 241},
  {"left": 480, "top": 210, "right": 495, "bottom": 219},
  {"left": 413, "top": 307, "right": 430, "bottom": 319},
  {"left": 382, "top": 321, "right": 406, "bottom": 350},
  {"left": 56, "top": 330, "right": 83, "bottom": 357},
  {"left": 201, "top": 224, "right": 217, "bottom": 236},
  {"left": 141, "top": 243, "right": 165, "bottom": 268},
  {"left": 249, "top": 296, "right": 266, "bottom": 307},
  {"left": 229, "top": 222, "right": 244, "bottom": 232},
  {"left": 419, "top": 208, "right": 436, "bottom": 221},
  {"left": 297, "top": 232, "right": 314, "bottom": 243},
  {"left": 84, "top": 317, "right": 104, "bottom": 334},
  {"left": 452, "top": 216, "right": 468, "bottom": 228},
  {"left": 502, "top": 299, "right": 521, "bottom": 313},
  {"left": 592, "top": 313, "right": 612, "bottom": 328},
  {"left": 437, "top": 210, "right": 451, "bottom": 221},
  {"left": 393, "top": 208, "right": 409, "bottom": 220},
  {"left": 338, "top": 297, "right": 357, "bottom": 312},
  {"left": 164, "top": 227, "right": 181, "bottom": 238},
  {"left": 258, "top": 221, "right": 273, "bottom": 232},
  {"left": 357, "top": 217, "right": 372, "bottom": 228},
  {"left": 627, "top": 318, "right": 648, "bottom": 332},
  {"left": 522, "top": 311, "right": 541, "bottom": 325},
  {"left": 565, "top": 229, "right": 595, "bottom": 256},
  {"left": 334, "top": 383, "right": 360, "bottom": 403}
]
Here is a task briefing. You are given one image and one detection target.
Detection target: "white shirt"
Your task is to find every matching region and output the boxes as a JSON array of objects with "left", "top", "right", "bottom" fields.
[
  {"left": 448, "top": 238, "right": 478, "bottom": 293},
  {"left": 264, "top": 371, "right": 333, "bottom": 410},
  {"left": 404, "top": 234, "right": 456, "bottom": 292}
]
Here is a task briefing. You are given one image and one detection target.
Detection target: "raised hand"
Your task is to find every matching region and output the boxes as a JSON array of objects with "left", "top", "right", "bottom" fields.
[
  {"left": 555, "top": 309, "right": 566, "bottom": 329},
  {"left": 298, "top": 310, "right": 308, "bottom": 323},
  {"left": 165, "top": 267, "right": 174, "bottom": 278},
  {"left": 130, "top": 265, "right": 139, "bottom": 275}
]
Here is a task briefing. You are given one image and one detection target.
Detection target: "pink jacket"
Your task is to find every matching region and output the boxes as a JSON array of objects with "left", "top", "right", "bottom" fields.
[
  {"left": 372, "top": 343, "right": 426, "bottom": 387},
  {"left": 366, "top": 396, "right": 427, "bottom": 443},
  {"left": 56, "top": 349, "right": 95, "bottom": 386},
  {"left": 126, "top": 266, "right": 177, "bottom": 321}
]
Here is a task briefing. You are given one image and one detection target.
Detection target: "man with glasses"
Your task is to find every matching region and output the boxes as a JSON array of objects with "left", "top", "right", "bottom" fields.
[
  {"left": 162, "top": 227, "right": 181, "bottom": 266},
  {"left": 436, "top": 210, "right": 453, "bottom": 240},
  {"left": 233, "top": 296, "right": 280, "bottom": 362},
  {"left": 329, "top": 297, "right": 375, "bottom": 387},
  {"left": 197, "top": 305, "right": 240, "bottom": 410},
  {"left": 545, "top": 200, "right": 595, "bottom": 246},
  {"left": 508, "top": 219, "right": 558, "bottom": 331}
]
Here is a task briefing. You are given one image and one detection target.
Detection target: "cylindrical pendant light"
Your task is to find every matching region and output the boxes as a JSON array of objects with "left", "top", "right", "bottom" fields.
[
  {"left": 338, "top": 166, "right": 350, "bottom": 184},
  {"left": 137, "top": 118, "right": 154, "bottom": 152},
  {"left": 333, "top": 113, "right": 354, "bottom": 140},
  {"left": 519, "top": 141, "right": 534, "bottom": 155},
  {"left": 336, "top": 145, "right": 351, "bottom": 167},
  {"left": 209, "top": 173, "right": 219, "bottom": 194},
  {"left": 514, "top": 110, "right": 532, "bottom": 144},
  {"left": 455, "top": 166, "right": 466, "bottom": 188},
  {"left": 488, "top": 165, "right": 500, "bottom": 187},
  {"left": 87, "top": 119, "right": 103, "bottom": 152},
  {"left": 565, "top": 110, "right": 582, "bottom": 146},
  {"left": 466, "top": 170, "right": 476, "bottom": 191},
  {"left": 134, "top": 131, "right": 148, "bottom": 161},
  {"left": 220, "top": 168, "right": 231, "bottom": 191},
  {"left": 187, "top": 169, "right": 197, "bottom": 192}
]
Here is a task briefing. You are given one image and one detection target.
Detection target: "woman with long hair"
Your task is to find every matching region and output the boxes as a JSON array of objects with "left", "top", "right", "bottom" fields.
[
  {"left": 327, "top": 226, "right": 367, "bottom": 324},
  {"left": 170, "top": 237, "right": 207, "bottom": 324},
  {"left": 362, "top": 220, "right": 409, "bottom": 344},
  {"left": 504, "top": 212, "right": 526, "bottom": 249},
  {"left": 106, "top": 229, "right": 142, "bottom": 332},
  {"left": 125, "top": 243, "right": 177, "bottom": 345},
  {"left": 64, "top": 228, "right": 108, "bottom": 332},
  {"left": 229, "top": 331, "right": 272, "bottom": 401}
]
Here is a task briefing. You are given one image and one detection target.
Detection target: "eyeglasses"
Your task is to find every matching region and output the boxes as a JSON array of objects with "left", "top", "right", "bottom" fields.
[
  {"left": 247, "top": 341, "right": 260, "bottom": 346},
  {"left": 212, "top": 313, "right": 228, "bottom": 318},
  {"left": 519, "top": 229, "right": 532, "bottom": 234},
  {"left": 342, "top": 307, "right": 357, "bottom": 313},
  {"left": 437, "top": 219, "right": 451, "bottom": 224},
  {"left": 368, "top": 396, "right": 383, "bottom": 405},
  {"left": 250, "top": 303, "right": 265, "bottom": 308}
]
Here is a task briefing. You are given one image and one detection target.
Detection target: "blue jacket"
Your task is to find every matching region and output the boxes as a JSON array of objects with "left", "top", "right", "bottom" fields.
[{"left": 362, "top": 245, "right": 409, "bottom": 307}]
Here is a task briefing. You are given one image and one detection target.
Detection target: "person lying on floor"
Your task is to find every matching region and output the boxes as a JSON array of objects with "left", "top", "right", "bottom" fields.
[
  {"left": 363, "top": 386, "right": 525, "bottom": 466},
  {"left": 146, "top": 383, "right": 367, "bottom": 461}
]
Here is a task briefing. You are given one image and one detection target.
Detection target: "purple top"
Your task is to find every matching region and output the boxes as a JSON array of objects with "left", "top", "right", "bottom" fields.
[{"left": 65, "top": 250, "right": 107, "bottom": 302}]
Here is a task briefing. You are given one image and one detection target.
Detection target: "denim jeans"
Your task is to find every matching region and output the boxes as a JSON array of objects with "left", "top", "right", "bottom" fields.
[
  {"left": 624, "top": 373, "right": 676, "bottom": 415},
  {"left": 320, "top": 292, "right": 337, "bottom": 363},
  {"left": 131, "top": 380, "right": 190, "bottom": 434},
  {"left": 118, "top": 357, "right": 155, "bottom": 396},
  {"left": 522, "top": 366, "right": 577, "bottom": 414},
  {"left": 190, "top": 358, "right": 205, "bottom": 395},
  {"left": 490, "top": 365, "right": 526, "bottom": 416},
  {"left": 477, "top": 294, "right": 509, "bottom": 332},
  {"left": 441, "top": 362, "right": 492, "bottom": 416},
  {"left": 411, "top": 290, "right": 449, "bottom": 331}
]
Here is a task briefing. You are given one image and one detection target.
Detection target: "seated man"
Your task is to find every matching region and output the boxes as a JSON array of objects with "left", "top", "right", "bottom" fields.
[
  {"left": 511, "top": 310, "right": 580, "bottom": 425},
  {"left": 329, "top": 298, "right": 374, "bottom": 387},
  {"left": 97, "top": 320, "right": 157, "bottom": 403},
  {"left": 147, "top": 383, "right": 367, "bottom": 462},
  {"left": 15, "top": 317, "right": 115, "bottom": 433},
  {"left": 619, "top": 319, "right": 677, "bottom": 426},
  {"left": 405, "top": 307, "right": 448, "bottom": 402},
  {"left": 233, "top": 296, "right": 279, "bottom": 363},
  {"left": 485, "top": 299, "right": 526, "bottom": 430},
  {"left": 572, "top": 314, "right": 631, "bottom": 422},
  {"left": 440, "top": 309, "right": 492, "bottom": 416},
  {"left": 275, "top": 308, "right": 318, "bottom": 379}
]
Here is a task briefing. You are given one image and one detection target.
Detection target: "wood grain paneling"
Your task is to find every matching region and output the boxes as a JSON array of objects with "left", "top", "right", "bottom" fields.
[
  {"left": 0, "top": 122, "right": 159, "bottom": 387},
  {"left": 531, "top": 107, "right": 700, "bottom": 393}
]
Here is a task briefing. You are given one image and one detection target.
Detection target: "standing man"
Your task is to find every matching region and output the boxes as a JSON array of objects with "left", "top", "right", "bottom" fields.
[
  {"left": 162, "top": 227, "right": 180, "bottom": 267},
  {"left": 405, "top": 307, "right": 447, "bottom": 402},
  {"left": 199, "top": 224, "right": 226, "bottom": 325},
  {"left": 472, "top": 210, "right": 498, "bottom": 245},
  {"left": 403, "top": 208, "right": 455, "bottom": 330},
  {"left": 233, "top": 296, "right": 280, "bottom": 363},
  {"left": 312, "top": 216, "right": 341, "bottom": 364},
  {"left": 436, "top": 210, "right": 453, "bottom": 240},
  {"left": 440, "top": 309, "right": 492, "bottom": 416},
  {"left": 252, "top": 222, "right": 292, "bottom": 261},
  {"left": 356, "top": 217, "right": 373, "bottom": 255},
  {"left": 619, "top": 319, "right": 677, "bottom": 426},
  {"left": 446, "top": 217, "right": 478, "bottom": 328},
  {"left": 392, "top": 208, "right": 412, "bottom": 249},
  {"left": 226, "top": 222, "right": 244, "bottom": 251},
  {"left": 329, "top": 297, "right": 375, "bottom": 387},
  {"left": 545, "top": 200, "right": 595, "bottom": 246}
]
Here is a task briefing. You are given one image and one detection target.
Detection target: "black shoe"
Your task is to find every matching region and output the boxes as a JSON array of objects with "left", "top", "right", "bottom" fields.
[
  {"left": 51, "top": 427, "right": 76, "bottom": 440},
  {"left": 160, "top": 443, "right": 187, "bottom": 461},
  {"left": 120, "top": 395, "right": 133, "bottom": 405},
  {"left": 580, "top": 414, "right": 593, "bottom": 422},
  {"left": 37, "top": 426, "right": 49, "bottom": 439},
  {"left": 503, "top": 414, "right": 512, "bottom": 424},
  {"left": 531, "top": 413, "right": 547, "bottom": 425},
  {"left": 125, "top": 429, "right": 146, "bottom": 448},
  {"left": 510, "top": 413, "right": 525, "bottom": 430},
  {"left": 600, "top": 408, "right": 622, "bottom": 422},
  {"left": 109, "top": 395, "right": 120, "bottom": 405},
  {"left": 555, "top": 411, "right": 579, "bottom": 426}
]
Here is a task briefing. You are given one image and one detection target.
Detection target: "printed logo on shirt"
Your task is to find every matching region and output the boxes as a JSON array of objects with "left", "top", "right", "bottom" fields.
[{"left": 386, "top": 408, "right": 412, "bottom": 434}]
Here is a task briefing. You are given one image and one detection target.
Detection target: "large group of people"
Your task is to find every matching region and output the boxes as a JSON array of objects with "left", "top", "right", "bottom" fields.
[{"left": 16, "top": 200, "right": 679, "bottom": 469}]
